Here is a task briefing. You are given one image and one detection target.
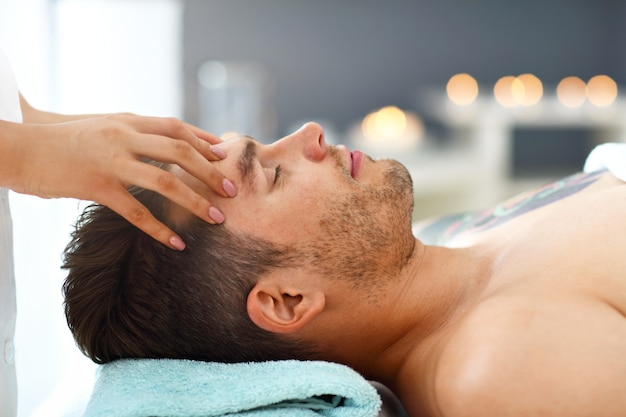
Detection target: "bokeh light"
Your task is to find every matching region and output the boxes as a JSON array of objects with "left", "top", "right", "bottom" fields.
[
  {"left": 556, "top": 76, "right": 587, "bottom": 108},
  {"left": 446, "top": 73, "right": 479, "bottom": 106},
  {"left": 517, "top": 73, "right": 543, "bottom": 106},
  {"left": 361, "top": 106, "right": 424, "bottom": 146},
  {"left": 365, "top": 105, "right": 407, "bottom": 140},
  {"left": 493, "top": 74, "right": 543, "bottom": 108},
  {"left": 493, "top": 76, "right": 518, "bottom": 108},
  {"left": 586, "top": 75, "right": 618, "bottom": 107}
]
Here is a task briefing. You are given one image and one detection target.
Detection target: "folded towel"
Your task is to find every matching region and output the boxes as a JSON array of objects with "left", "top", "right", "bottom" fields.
[
  {"left": 584, "top": 143, "right": 626, "bottom": 181},
  {"left": 83, "top": 359, "right": 382, "bottom": 417}
]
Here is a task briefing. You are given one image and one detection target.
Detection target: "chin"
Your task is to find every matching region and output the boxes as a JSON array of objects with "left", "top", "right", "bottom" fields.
[
  {"left": 382, "top": 158, "right": 414, "bottom": 213},
  {"left": 386, "top": 159, "right": 416, "bottom": 257},
  {"left": 300, "top": 157, "right": 416, "bottom": 288},
  {"left": 367, "top": 158, "right": 416, "bottom": 274}
]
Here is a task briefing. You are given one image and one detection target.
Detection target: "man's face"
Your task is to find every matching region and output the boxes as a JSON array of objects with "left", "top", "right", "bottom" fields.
[{"left": 175, "top": 122, "right": 416, "bottom": 288}]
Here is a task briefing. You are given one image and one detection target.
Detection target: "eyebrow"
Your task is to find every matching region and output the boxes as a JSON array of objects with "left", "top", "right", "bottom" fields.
[{"left": 238, "top": 137, "right": 258, "bottom": 190}]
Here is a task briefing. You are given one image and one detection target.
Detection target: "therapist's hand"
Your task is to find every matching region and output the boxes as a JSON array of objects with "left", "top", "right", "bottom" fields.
[{"left": 4, "top": 114, "right": 237, "bottom": 250}]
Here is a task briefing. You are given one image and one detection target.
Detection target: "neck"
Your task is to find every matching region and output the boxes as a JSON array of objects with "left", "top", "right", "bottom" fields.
[{"left": 315, "top": 237, "right": 496, "bottom": 384}]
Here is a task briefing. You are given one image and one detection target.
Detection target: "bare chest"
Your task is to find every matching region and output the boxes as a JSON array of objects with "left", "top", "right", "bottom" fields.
[
  {"left": 399, "top": 173, "right": 626, "bottom": 416},
  {"left": 458, "top": 173, "right": 626, "bottom": 312}
]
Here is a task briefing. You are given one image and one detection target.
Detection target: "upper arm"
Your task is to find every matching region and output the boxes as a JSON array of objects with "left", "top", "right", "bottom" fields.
[{"left": 434, "top": 301, "right": 626, "bottom": 417}]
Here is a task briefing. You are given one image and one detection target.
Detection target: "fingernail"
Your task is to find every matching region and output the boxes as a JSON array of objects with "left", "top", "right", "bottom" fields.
[
  {"left": 169, "top": 236, "right": 186, "bottom": 251},
  {"left": 211, "top": 145, "right": 227, "bottom": 159},
  {"left": 209, "top": 206, "right": 225, "bottom": 224},
  {"left": 222, "top": 178, "right": 238, "bottom": 197}
]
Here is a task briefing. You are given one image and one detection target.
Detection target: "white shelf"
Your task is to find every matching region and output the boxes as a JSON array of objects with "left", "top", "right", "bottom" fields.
[{"left": 401, "top": 93, "right": 626, "bottom": 218}]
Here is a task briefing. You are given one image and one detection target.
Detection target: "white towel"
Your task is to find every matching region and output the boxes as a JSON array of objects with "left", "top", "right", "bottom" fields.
[{"left": 584, "top": 143, "right": 626, "bottom": 181}]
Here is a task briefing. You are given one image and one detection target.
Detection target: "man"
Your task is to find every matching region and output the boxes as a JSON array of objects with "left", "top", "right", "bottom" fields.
[{"left": 63, "top": 122, "right": 626, "bottom": 417}]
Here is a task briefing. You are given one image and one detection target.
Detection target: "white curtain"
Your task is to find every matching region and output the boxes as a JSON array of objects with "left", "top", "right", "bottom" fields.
[{"left": 0, "top": 1, "right": 183, "bottom": 415}]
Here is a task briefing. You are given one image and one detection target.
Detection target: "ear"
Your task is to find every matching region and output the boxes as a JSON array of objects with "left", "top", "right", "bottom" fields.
[{"left": 247, "top": 280, "right": 326, "bottom": 334}]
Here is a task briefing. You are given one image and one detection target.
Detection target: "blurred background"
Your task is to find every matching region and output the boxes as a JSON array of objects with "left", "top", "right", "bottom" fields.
[{"left": 1, "top": 0, "right": 624, "bottom": 415}]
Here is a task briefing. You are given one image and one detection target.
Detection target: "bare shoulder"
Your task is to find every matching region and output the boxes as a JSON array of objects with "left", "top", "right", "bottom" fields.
[{"left": 433, "top": 295, "right": 626, "bottom": 417}]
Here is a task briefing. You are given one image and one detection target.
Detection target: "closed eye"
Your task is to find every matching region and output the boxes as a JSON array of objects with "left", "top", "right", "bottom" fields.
[{"left": 273, "top": 165, "right": 282, "bottom": 185}]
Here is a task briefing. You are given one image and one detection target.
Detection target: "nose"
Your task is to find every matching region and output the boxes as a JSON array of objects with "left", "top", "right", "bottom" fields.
[
  {"left": 272, "top": 122, "right": 328, "bottom": 162},
  {"left": 297, "top": 122, "right": 328, "bottom": 162}
]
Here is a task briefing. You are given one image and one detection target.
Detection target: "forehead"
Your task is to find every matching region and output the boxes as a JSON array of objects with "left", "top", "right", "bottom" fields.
[
  {"left": 221, "top": 135, "right": 255, "bottom": 172},
  {"left": 170, "top": 135, "right": 287, "bottom": 236},
  {"left": 176, "top": 135, "right": 255, "bottom": 191},
  {"left": 166, "top": 136, "right": 248, "bottom": 213}
]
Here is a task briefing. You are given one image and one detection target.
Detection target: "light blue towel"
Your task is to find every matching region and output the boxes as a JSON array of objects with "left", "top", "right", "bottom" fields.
[{"left": 83, "top": 359, "right": 382, "bottom": 417}]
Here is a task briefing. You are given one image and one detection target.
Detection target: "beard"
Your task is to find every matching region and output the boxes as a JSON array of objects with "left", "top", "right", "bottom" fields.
[{"left": 298, "top": 149, "right": 416, "bottom": 297}]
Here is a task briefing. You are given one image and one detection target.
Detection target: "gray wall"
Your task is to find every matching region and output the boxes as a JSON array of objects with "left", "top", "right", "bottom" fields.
[{"left": 183, "top": 0, "right": 625, "bottom": 139}]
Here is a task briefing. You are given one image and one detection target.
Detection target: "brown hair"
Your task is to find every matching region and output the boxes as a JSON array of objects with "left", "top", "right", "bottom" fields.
[{"left": 62, "top": 184, "right": 317, "bottom": 364}]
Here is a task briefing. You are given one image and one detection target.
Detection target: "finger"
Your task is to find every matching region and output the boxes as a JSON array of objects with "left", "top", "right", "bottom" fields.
[
  {"left": 99, "top": 187, "right": 188, "bottom": 251},
  {"left": 183, "top": 122, "right": 223, "bottom": 145},
  {"left": 123, "top": 160, "right": 226, "bottom": 226},
  {"left": 125, "top": 115, "right": 225, "bottom": 161},
  {"left": 130, "top": 134, "right": 237, "bottom": 198}
]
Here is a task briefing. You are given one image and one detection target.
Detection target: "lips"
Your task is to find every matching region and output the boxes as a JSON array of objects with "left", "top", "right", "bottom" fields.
[
  {"left": 335, "top": 145, "right": 363, "bottom": 179},
  {"left": 350, "top": 150, "right": 363, "bottom": 178}
]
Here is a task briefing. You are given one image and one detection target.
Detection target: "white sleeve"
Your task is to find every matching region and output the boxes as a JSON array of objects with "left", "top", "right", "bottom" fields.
[{"left": 0, "top": 50, "right": 22, "bottom": 123}]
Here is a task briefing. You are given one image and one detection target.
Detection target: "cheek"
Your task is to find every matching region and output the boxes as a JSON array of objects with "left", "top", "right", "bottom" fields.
[
  {"left": 223, "top": 199, "right": 270, "bottom": 232},
  {"left": 251, "top": 191, "right": 331, "bottom": 242},
  {"left": 283, "top": 179, "right": 356, "bottom": 242}
]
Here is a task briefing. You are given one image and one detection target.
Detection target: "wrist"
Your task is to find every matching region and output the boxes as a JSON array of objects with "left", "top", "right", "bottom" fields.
[{"left": 0, "top": 120, "right": 26, "bottom": 190}]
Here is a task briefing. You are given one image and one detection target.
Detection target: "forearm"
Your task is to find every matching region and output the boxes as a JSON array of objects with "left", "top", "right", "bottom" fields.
[
  {"left": 19, "top": 94, "right": 105, "bottom": 124},
  {"left": 0, "top": 120, "right": 28, "bottom": 190}
]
